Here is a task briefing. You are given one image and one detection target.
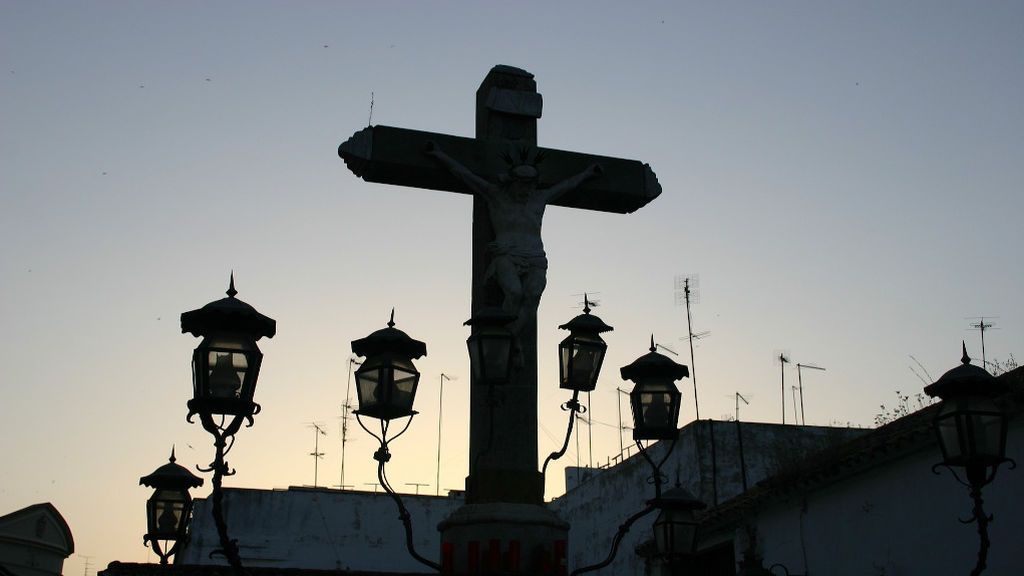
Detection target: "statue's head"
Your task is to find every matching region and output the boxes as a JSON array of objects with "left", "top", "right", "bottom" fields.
[{"left": 498, "top": 147, "right": 544, "bottom": 190}]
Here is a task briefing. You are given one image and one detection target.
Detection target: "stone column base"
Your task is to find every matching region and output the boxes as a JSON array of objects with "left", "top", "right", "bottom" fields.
[{"left": 439, "top": 503, "right": 569, "bottom": 575}]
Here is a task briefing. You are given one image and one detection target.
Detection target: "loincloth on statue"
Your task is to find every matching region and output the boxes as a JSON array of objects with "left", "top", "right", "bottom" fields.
[{"left": 484, "top": 241, "right": 548, "bottom": 283}]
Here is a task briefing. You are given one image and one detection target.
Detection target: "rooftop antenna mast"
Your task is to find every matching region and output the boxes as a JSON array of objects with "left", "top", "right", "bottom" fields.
[
  {"left": 308, "top": 422, "right": 327, "bottom": 487},
  {"left": 795, "top": 362, "right": 825, "bottom": 425},
  {"left": 791, "top": 386, "right": 800, "bottom": 424},
  {"left": 675, "top": 275, "right": 702, "bottom": 421},
  {"left": 339, "top": 356, "right": 361, "bottom": 490},
  {"left": 79, "top": 555, "right": 93, "bottom": 576},
  {"left": 967, "top": 316, "right": 998, "bottom": 369},
  {"left": 775, "top": 351, "right": 791, "bottom": 424},
  {"left": 436, "top": 373, "right": 453, "bottom": 495},
  {"left": 615, "top": 387, "right": 629, "bottom": 457}
]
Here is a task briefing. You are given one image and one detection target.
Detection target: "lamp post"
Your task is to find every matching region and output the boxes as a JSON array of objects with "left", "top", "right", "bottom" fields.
[
  {"left": 140, "top": 448, "right": 204, "bottom": 564},
  {"left": 924, "top": 343, "right": 1014, "bottom": 576},
  {"left": 572, "top": 337, "right": 690, "bottom": 576},
  {"left": 650, "top": 484, "right": 705, "bottom": 567},
  {"left": 464, "top": 307, "right": 515, "bottom": 387},
  {"left": 181, "top": 274, "right": 276, "bottom": 572},
  {"left": 622, "top": 336, "right": 689, "bottom": 498},
  {"left": 350, "top": 310, "right": 439, "bottom": 571},
  {"left": 543, "top": 299, "right": 613, "bottom": 477}
]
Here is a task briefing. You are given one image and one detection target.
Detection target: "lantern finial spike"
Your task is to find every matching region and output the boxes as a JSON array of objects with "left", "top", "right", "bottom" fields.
[
  {"left": 583, "top": 293, "right": 591, "bottom": 315},
  {"left": 226, "top": 272, "right": 237, "bottom": 298},
  {"left": 169, "top": 445, "right": 176, "bottom": 464},
  {"left": 650, "top": 334, "right": 656, "bottom": 353},
  {"left": 961, "top": 340, "right": 970, "bottom": 365},
  {"left": 388, "top": 308, "right": 395, "bottom": 328}
]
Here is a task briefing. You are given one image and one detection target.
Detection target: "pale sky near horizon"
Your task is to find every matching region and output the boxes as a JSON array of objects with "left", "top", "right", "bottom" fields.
[{"left": 2, "top": 1, "right": 1022, "bottom": 574}]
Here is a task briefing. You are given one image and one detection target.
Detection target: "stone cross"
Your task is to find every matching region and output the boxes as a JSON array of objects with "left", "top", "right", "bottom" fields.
[{"left": 339, "top": 65, "right": 660, "bottom": 505}]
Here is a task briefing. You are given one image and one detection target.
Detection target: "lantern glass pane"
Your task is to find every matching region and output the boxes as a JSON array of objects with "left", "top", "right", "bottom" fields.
[
  {"left": 972, "top": 412, "right": 1004, "bottom": 461},
  {"left": 569, "top": 339, "right": 604, "bottom": 391},
  {"left": 150, "top": 490, "right": 187, "bottom": 538},
  {"left": 935, "top": 404, "right": 963, "bottom": 463},
  {"left": 653, "top": 510, "right": 696, "bottom": 556},
  {"left": 356, "top": 361, "right": 384, "bottom": 412},
  {"left": 205, "top": 350, "right": 247, "bottom": 399},
  {"left": 963, "top": 396, "right": 1005, "bottom": 462},
  {"left": 560, "top": 344, "right": 571, "bottom": 382},
  {"left": 391, "top": 359, "right": 419, "bottom": 413},
  {"left": 641, "top": 391, "right": 675, "bottom": 429}
]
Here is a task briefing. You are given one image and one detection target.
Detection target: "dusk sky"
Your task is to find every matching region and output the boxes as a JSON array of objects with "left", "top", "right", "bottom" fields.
[{"left": 2, "top": 2, "right": 1022, "bottom": 574}]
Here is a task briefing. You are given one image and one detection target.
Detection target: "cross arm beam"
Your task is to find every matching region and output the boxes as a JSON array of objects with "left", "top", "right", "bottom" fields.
[{"left": 339, "top": 125, "right": 661, "bottom": 214}]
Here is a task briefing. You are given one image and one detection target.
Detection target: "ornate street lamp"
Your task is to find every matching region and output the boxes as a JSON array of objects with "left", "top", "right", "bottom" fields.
[
  {"left": 351, "top": 309, "right": 427, "bottom": 421},
  {"left": 182, "top": 274, "right": 276, "bottom": 434},
  {"left": 924, "top": 343, "right": 1014, "bottom": 576},
  {"left": 351, "top": 310, "right": 438, "bottom": 572},
  {"left": 572, "top": 336, "right": 691, "bottom": 576},
  {"left": 181, "top": 274, "right": 275, "bottom": 574},
  {"left": 140, "top": 448, "right": 204, "bottom": 564},
  {"left": 621, "top": 336, "right": 689, "bottom": 442},
  {"left": 543, "top": 300, "right": 614, "bottom": 478},
  {"left": 558, "top": 296, "right": 613, "bottom": 393},
  {"left": 650, "top": 484, "right": 706, "bottom": 559},
  {"left": 464, "top": 307, "right": 515, "bottom": 387}
]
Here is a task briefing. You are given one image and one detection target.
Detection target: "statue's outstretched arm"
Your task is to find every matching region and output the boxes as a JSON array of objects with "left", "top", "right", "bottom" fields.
[
  {"left": 425, "top": 141, "right": 496, "bottom": 197},
  {"left": 542, "top": 163, "right": 603, "bottom": 203}
]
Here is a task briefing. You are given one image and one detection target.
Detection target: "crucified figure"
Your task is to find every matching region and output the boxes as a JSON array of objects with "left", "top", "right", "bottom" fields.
[{"left": 426, "top": 142, "right": 602, "bottom": 339}]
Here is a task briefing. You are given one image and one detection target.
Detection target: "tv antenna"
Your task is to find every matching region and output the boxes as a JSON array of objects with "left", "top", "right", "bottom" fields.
[
  {"left": 656, "top": 343, "right": 679, "bottom": 356},
  {"left": 775, "top": 351, "right": 791, "bottom": 424},
  {"left": 571, "top": 292, "right": 601, "bottom": 309},
  {"left": 367, "top": 91, "right": 374, "bottom": 126},
  {"left": 795, "top": 362, "right": 825, "bottom": 425},
  {"left": 307, "top": 422, "right": 327, "bottom": 487},
  {"left": 681, "top": 330, "right": 711, "bottom": 345},
  {"left": 78, "top": 555, "right": 93, "bottom": 576},
  {"left": 436, "top": 373, "right": 455, "bottom": 495},
  {"left": 405, "top": 482, "right": 429, "bottom": 495},
  {"left": 734, "top": 392, "right": 750, "bottom": 422},
  {"left": 339, "top": 356, "right": 361, "bottom": 489},
  {"left": 966, "top": 317, "right": 998, "bottom": 369},
  {"left": 674, "top": 275, "right": 702, "bottom": 421}
]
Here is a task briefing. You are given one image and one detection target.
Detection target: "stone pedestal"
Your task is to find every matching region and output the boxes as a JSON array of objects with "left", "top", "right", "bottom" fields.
[{"left": 439, "top": 503, "right": 569, "bottom": 575}]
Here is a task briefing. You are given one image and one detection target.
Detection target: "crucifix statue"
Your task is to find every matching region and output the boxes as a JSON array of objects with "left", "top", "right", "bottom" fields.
[
  {"left": 340, "top": 65, "right": 660, "bottom": 574},
  {"left": 425, "top": 140, "right": 603, "bottom": 344}
]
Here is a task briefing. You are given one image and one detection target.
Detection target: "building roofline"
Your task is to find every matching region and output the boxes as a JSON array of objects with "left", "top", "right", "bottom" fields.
[{"left": 699, "top": 366, "right": 1024, "bottom": 532}]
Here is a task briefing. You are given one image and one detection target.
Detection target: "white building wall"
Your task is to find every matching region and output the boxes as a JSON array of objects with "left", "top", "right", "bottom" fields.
[
  {"left": 748, "top": 418, "right": 1024, "bottom": 576},
  {"left": 179, "top": 487, "right": 461, "bottom": 573},
  {"left": 553, "top": 421, "right": 865, "bottom": 575}
]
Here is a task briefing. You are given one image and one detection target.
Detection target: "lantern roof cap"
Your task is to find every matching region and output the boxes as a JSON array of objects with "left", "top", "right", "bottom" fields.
[
  {"left": 620, "top": 336, "right": 689, "bottom": 382},
  {"left": 463, "top": 306, "right": 517, "bottom": 328},
  {"left": 139, "top": 447, "right": 204, "bottom": 490},
  {"left": 558, "top": 296, "right": 613, "bottom": 334},
  {"left": 649, "top": 484, "right": 706, "bottom": 511},
  {"left": 180, "top": 273, "right": 276, "bottom": 339},
  {"left": 924, "top": 342, "right": 1005, "bottom": 399},
  {"left": 351, "top": 309, "right": 427, "bottom": 359}
]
